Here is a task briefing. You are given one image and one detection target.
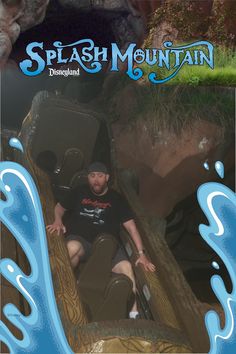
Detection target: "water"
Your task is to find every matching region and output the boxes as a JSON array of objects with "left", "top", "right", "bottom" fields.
[
  {"left": 204, "top": 161, "right": 210, "bottom": 170},
  {"left": 215, "top": 161, "right": 224, "bottom": 179},
  {"left": 8, "top": 138, "right": 24, "bottom": 153},
  {"left": 212, "top": 261, "right": 220, "bottom": 270},
  {"left": 0, "top": 139, "right": 73, "bottom": 354},
  {"left": 198, "top": 161, "right": 236, "bottom": 354}
]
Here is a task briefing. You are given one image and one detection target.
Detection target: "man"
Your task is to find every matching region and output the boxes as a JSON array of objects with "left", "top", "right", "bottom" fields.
[{"left": 47, "top": 162, "right": 155, "bottom": 319}]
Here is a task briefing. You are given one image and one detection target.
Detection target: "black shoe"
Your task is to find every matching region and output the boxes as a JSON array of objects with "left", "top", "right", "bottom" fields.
[{"left": 134, "top": 313, "right": 141, "bottom": 319}]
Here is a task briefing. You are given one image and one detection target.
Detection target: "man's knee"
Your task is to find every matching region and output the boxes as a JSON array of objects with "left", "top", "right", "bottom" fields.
[
  {"left": 66, "top": 240, "right": 84, "bottom": 258},
  {"left": 112, "top": 260, "right": 133, "bottom": 274}
]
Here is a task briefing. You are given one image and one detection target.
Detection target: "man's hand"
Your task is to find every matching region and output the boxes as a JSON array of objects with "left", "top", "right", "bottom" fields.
[
  {"left": 46, "top": 221, "right": 66, "bottom": 236},
  {"left": 135, "top": 254, "right": 156, "bottom": 272}
]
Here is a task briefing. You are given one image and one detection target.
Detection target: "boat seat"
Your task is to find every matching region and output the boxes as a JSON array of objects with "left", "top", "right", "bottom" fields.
[
  {"left": 21, "top": 91, "right": 100, "bottom": 197},
  {"left": 35, "top": 147, "right": 84, "bottom": 188},
  {"left": 93, "top": 274, "right": 133, "bottom": 321},
  {"left": 29, "top": 93, "right": 100, "bottom": 168},
  {"left": 78, "top": 234, "right": 133, "bottom": 321},
  {"left": 54, "top": 147, "right": 84, "bottom": 189},
  {"left": 35, "top": 147, "right": 86, "bottom": 202},
  {"left": 69, "top": 169, "right": 88, "bottom": 189},
  {"left": 36, "top": 150, "right": 58, "bottom": 175}
]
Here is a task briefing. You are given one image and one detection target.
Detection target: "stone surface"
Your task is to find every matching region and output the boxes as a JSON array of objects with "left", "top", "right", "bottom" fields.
[
  {"left": 208, "top": 0, "right": 236, "bottom": 45},
  {"left": 112, "top": 119, "right": 229, "bottom": 217},
  {"left": 0, "top": 0, "right": 23, "bottom": 68},
  {"left": 0, "top": 0, "right": 147, "bottom": 67},
  {"left": 107, "top": 84, "right": 235, "bottom": 218},
  {"left": 17, "top": 0, "right": 49, "bottom": 31},
  {"left": 58, "top": 0, "right": 129, "bottom": 12},
  {"left": 146, "top": 0, "right": 236, "bottom": 47},
  {"left": 1, "top": 0, "right": 234, "bottom": 68},
  {"left": 151, "top": 20, "right": 178, "bottom": 48},
  {"left": 0, "top": 0, "right": 49, "bottom": 68}
]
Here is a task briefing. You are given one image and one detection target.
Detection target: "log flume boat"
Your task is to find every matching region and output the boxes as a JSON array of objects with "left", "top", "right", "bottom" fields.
[{"left": 1, "top": 91, "right": 210, "bottom": 353}]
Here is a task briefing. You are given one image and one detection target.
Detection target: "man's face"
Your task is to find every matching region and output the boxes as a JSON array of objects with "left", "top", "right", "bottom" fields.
[{"left": 88, "top": 172, "right": 109, "bottom": 195}]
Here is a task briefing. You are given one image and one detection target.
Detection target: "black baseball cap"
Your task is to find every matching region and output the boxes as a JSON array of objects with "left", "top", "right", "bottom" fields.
[{"left": 87, "top": 162, "right": 109, "bottom": 174}]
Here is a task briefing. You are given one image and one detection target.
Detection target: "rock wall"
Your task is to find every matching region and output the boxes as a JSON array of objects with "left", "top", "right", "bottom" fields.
[
  {"left": 0, "top": 0, "right": 49, "bottom": 68},
  {"left": 106, "top": 83, "right": 235, "bottom": 217},
  {"left": 146, "top": 0, "right": 236, "bottom": 47},
  {"left": 1, "top": 0, "right": 234, "bottom": 68},
  {"left": 112, "top": 119, "right": 234, "bottom": 217}
]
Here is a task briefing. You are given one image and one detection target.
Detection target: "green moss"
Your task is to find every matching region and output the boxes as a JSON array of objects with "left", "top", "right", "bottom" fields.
[
  {"left": 124, "top": 86, "right": 234, "bottom": 136},
  {"left": 106, "top": 77, "right": 234, "bottom": 137},
  {"left": 141, "top": 45, "right": 236, "bottom": 86}
]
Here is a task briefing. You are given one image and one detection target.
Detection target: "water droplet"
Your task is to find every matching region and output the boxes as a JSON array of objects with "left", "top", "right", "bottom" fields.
[
  {"left": 215, "top": 161, "right": 224, "bottom": 179},
  {"left": 7, "top": 265, "right": 14, "bottom": 273},
  {"left": 212, "top": 261, "right": 220, "bottom": 270},
  {"left": 204, "top": 161, "right": 209, "bottom": 170},
  {"left": 22, "top": 215, "right": 29, "bottom": 222},
  {"left": 5, "top": 185, "right": 11, "bottom": 192},
  {"left": 9, "top": 138, "right": 24, "bottom": 152}
]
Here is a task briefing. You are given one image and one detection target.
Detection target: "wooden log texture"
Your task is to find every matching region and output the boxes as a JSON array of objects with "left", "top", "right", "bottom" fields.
[
  {"left": 16, "top": 147, "right": 88, "bottom": 339},
  {"left": 116, "top": 169, "right": 209, "bottom": 352},
  {"left": 74, "top": 319, "right": 191, "bottom": 353},
  {"left": 16, "top": 92, "right": 89, "bottom": 348},
  {"left": 1, "top": 225, "right": 24, "bottom": 354},
  {"left": 1, "top": 223, "right": 30, "bottom": 314},
  {"left": 10, "top": 91, "right": 198, "bottom": 352},
  {"left": 121, "top": 228, "right": 180, "bottom": 328}
]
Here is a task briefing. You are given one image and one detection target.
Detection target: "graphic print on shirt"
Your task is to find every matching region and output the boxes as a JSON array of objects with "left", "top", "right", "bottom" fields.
[{"left": 80, "top": 198, "right": 111, "bottom": 225}]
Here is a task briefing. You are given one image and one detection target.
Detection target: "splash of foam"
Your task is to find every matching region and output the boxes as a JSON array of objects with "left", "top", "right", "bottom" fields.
[
  {"left": 0, "top": 138, "right": 73, "bottom": 353},
  {"left": 198, "top": 161, "right": 236, "bottom": 354}
]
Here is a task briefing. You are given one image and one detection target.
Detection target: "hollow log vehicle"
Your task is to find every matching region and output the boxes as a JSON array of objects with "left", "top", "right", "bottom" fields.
[{"left": 1, "top": 92, "right": 210, "bottom": 353}]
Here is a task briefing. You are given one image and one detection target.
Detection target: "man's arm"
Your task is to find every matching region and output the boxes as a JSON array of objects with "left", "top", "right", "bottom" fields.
[
  {"left": 46, "top": 203, "right": 67, "bottom": 236},
  {"left": 123, "top": 219, "right": 156, "bottom": 272}
]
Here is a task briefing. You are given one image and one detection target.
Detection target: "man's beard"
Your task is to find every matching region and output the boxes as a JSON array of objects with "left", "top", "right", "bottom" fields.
[{"left": 90, "top": 184, "right": 108, "bottom": 196}]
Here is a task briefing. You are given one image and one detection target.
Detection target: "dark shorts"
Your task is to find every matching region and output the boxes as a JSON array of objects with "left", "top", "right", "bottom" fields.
[{"left": 66, "top": 234, "right": 128, "bottom": 268}]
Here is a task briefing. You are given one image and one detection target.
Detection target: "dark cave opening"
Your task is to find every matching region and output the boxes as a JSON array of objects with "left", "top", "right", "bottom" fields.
[
  {"left": 10, "top": 2, "right": 117, "bottom": 65},
  {"left": 3, "top": 3, "right": 120, "bottom": 129}
]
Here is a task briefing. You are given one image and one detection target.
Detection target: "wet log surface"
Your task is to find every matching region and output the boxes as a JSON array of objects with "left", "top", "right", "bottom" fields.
[
  {"left": 1, "top": 225, "right": 24, "bottom": 354},
  {"left": 116, "top": 168, "right": 210, "bottom": 352},
  {"left": 20, "top": 147, "right": 193, "bottom": 353},
  {"left": 1, "top": 92, "right": 207, "bottom": 353}
]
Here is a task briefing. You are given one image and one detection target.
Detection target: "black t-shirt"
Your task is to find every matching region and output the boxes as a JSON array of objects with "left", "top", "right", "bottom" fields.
[{"left": 60, "top": 186, "right": 133, "bottom": 243}]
